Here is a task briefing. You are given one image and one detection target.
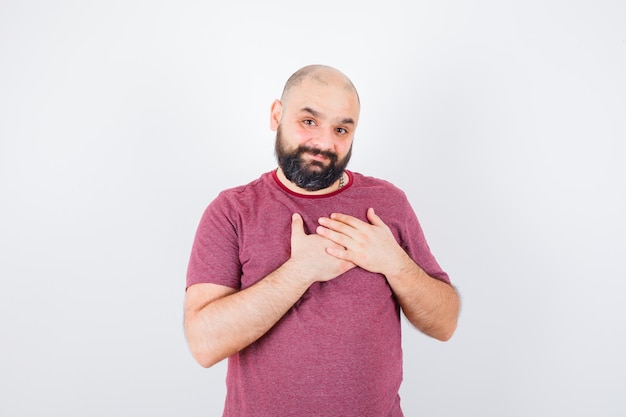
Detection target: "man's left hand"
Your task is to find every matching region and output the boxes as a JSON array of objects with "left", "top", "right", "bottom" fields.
[{"left": 316, "top": 208, "right": 407, "bottom": 276}]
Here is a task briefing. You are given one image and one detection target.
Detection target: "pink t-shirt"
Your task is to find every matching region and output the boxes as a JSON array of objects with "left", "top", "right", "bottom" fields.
[{"left": 187, "top": 170, "right": 450, "bottom": 416}]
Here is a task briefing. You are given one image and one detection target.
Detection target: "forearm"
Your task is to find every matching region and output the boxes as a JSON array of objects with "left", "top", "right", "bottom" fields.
[
  {"left": 185, "top": 262, "right": 312, "bottom": 367},
  {"left": 386, "top": 252, "right": 460, "bottom": 341}
]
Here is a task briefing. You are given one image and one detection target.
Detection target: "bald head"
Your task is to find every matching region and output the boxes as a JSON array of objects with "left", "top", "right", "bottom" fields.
[{"left": 280, "top": 65, "right": 360, "bottom": 105}]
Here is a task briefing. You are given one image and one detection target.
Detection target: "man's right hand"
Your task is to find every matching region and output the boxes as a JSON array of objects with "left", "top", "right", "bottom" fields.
[{"left": 288, "top": 213, "right": 356, "bottom": 284}]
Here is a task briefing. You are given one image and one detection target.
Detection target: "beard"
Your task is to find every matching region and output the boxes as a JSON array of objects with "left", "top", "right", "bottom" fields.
[{"left": 275, "top": 126, "right": 352, "bottom": 191}]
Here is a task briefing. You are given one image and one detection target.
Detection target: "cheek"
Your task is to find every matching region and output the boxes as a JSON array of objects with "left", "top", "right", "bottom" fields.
[
  {"left": 293, "top": 127, "right": 313, "bottom": 144},
  {"left": 279, "top": 127, "right": 309, "bottom": 152},
  {"left": 336, "top": 138, "right": 353, "bottom": 155}
]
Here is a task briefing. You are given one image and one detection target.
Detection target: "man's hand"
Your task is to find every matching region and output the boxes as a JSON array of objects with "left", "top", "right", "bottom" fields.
[
  {"left": 316, "top": 208, "right": 406, "bottom": 276},
  {"left": 288, "top": 213, "right": 356, "bottom": 284}
]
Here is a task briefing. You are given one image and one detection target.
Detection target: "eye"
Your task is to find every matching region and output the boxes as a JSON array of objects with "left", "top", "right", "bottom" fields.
[
  {"left": 303, "top": 119, "right": 316, "bottom": 126},
  {"left": 336, "top": 127, "right": 348, "bottom": 135}
]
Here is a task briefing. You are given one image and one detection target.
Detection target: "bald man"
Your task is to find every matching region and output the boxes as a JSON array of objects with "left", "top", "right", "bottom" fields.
[{"left": 184, "top": 65, "right": 459, "bottom": 416}]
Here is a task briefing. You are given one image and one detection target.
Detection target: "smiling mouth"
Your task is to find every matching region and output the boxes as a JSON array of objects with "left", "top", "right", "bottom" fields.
[
  {"left": 305, "top": 147, "right": 336, "bottom": 160},
  {"left": 297, "top": 146, "right": 337, "bottom": 167},
  {"left": 307, "top": 152, "right": 329, "bottom": 162},
  {"left": 303, "top": 158, "right": 326, "bottom": 170}
]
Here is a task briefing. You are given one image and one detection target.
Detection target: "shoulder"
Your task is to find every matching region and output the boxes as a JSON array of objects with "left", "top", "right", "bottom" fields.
[
  {"left": 195, "top": 172, "right": 275, "bottom": 226},
  {"left": 349, "top": 171, "right": 408, "bottom": 199},
  {"left": 345, "top": 171, "right": 417, "bottom": 223},
  {"left": 211, "top": 171, "right": 275, "bottom": 206}
]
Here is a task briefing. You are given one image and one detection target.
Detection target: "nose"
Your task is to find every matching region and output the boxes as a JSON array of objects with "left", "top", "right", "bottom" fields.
[{"left": 310, "top": 127, "right": 335, "bottom": 152}]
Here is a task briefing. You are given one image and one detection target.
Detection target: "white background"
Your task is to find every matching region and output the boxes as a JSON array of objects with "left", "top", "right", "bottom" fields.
[{"left": 1, "top": 1, "right": 625, "bottom": 416}]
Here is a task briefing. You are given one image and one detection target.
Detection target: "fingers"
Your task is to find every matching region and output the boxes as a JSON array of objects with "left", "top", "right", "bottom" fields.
[
  {"left": 319, "top": 209, "right": 382, "bottom": 235},
  {"left": 316, "top": 223, "right": 350, "bottom": 247},
  {"left": 325, "top": 245, "right": 349, "bottom": 260},
  {"left": 366, "top": 207, "right": 383, "bottom": 226},
  {"left": 317, "top": 213, "right": 366, "bottom": 251},
  {"left": 327, "top": 212, "right": 363, "bottom": 228},
  {"left": 291, "top": 213, "right": 305, "bottom": 239},
  {"left": 294, "top": 210, "right": 386, "bottom": 246},
  {"left": 325, "top": 208, "right": 385, "bottom": 228}
]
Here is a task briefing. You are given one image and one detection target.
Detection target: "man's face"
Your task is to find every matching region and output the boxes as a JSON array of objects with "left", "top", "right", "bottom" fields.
[{"left": 270, "top": 72, "right": 360, "bottom": 191}]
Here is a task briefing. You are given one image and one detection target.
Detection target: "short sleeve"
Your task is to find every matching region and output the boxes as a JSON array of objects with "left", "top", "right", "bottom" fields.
[
  {"left": 186, "top": 194, "right": 242, "bottom": 290},
  {"left": 398, "top": 197, "right": 451, "bottom": 285}
]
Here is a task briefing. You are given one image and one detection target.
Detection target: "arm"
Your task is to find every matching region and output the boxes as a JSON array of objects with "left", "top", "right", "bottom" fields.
[
  {"left": 379, "top": 250, "right": 459, "bottom": 341},
  {"left": 184, "top": 213, "right": 355, "bottom": 368},
  {"left": 317, "top": 208, "right": 460, "bottom": 341}
]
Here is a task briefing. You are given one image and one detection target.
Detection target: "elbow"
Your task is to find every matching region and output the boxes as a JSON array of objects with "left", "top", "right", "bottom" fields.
[
  {"left": 415, "top": 318, "right": 457, "bottom": 342},
  {"left": 189, "top": 345, "right": 226, "bottom": 368},
  {"left": 185, "top": 318, "right": 230, "bottom": 368},
  {"left": 437, "top": 305, "right": 460, "bottom": 342},
  {"left": 423, "top": 310, "right": 459, "bottom": 342},
  {"left": 434, "top": 288, "right": 460, "bottom": 342},
  {"left": 195, "top": 356, "right": 220, "bottom": 369},
  {"left": 433, "top": 320, "right": 457, "bottom": 342},
  {"left": 185, "top": 327, "right": 229, "bottom": 368}
]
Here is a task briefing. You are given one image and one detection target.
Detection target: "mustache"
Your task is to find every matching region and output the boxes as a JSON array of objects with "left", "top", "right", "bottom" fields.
[{"left": 298, "top": 146, "right": 338, "bottom": 162}]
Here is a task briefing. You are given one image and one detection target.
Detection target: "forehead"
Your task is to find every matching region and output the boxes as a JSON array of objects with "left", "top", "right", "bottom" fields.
[{"left": 284, "top": 73, "right": 360, "bottom": 123}]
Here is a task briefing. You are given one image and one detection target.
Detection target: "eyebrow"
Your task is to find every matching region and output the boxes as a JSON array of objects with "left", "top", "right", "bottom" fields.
[{"left": 301, "top": 106, "right": 355, "bottom": 126}]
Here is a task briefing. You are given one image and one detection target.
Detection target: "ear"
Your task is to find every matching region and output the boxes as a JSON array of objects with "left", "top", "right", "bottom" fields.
[{"left": 269, "top": 99, "right": 283, "bottom": 131}]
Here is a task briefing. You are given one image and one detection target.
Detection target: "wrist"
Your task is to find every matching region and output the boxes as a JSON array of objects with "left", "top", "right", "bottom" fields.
[
  {"left": 383, "top": 250, "right": 419, "bottom": 284},
  {"left": 277, "top": 259, "right": 317, "bottom": 289}
]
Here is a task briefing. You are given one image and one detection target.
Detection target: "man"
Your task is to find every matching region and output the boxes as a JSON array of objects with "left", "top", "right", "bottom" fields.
[{"left": 184, "top": 64, "right": 460, "bottom": 416}]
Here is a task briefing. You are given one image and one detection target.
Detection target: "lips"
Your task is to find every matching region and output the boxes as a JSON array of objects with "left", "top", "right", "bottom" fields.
[
  {"left": 307, "top": 151, "right": 329, "bottom": 162},
  {"left": 301, "top": 147, "right": 337, "bottom": 162}
]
